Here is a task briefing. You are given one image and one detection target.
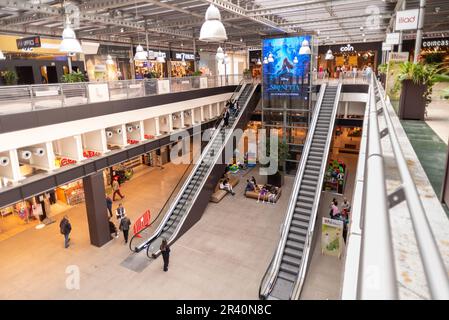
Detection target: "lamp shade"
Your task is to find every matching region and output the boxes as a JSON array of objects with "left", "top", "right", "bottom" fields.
[
  {"left": 156, "top": 51, "right": 165, "bottom": 63},
  {"left": 263, "top": 57, "right": 268, "bottom": 64},
  {"left": 0, "top": 50, "right": 5, "bottom": 60},
  {"left": 256, "top": 58, "right": 262, "bottom": 65},
  {"left": 215, "top": 46, "right": 224, "bottom": 61},
  {"left": 134, "top": 44, "right": 148, "bottom": 61},
  {"left": 60, "top": 22, "right": 82, "bottom": 53},
  {"left": 199, "top": 4, "right": 227, "bottom": 42},
  {"left": 299, "top": 39, "right": 311, "bottom": 55},
  {"left": 267, "top": 53, "right": 274, "bottom": 63},
  {"left": 293, "top": 56, "right": 299, "bottom": 64},
  {"left": 325, "top": 49, "right": 334, "bottom": 60},
  {"left": 106, "top": 55, "right": 114, "bottom": 65}
]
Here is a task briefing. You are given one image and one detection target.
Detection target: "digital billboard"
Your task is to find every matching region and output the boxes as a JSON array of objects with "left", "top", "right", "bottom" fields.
[{"left": 262, "top": 36, "right": 311, "bottom": 102}]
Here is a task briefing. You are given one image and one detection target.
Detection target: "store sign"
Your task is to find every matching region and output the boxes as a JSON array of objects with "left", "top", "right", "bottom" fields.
[
  {"left": 16, "top": 36, "right": 41, "bottom": 49},
  {"left": 174, "top": 52, "right": 195, "bottom": 60},
  {"left": 83, "top": 150, "right": 101, "bottom": 158},
  {"left": 340, "top": 44, "right": 354, "bottom": 52},
  {"left": 94, "top": 65, "right": 107, "bottom": 72},
  {"left": 422, "top": 39, "right": 449, "bottom": 48},
  {"left": 133, "top": 210, "right": 151, "bottom": 236},
  {"left": 382, "top": 42, "right": 393, "bottom": 51},
  {"left": 386, "top": 33, "right": 400, "bottom": 45},
  {"left": 389, "top": 52, "right": 409, "bottom": 61},
  {"left": 395, "top": 9, "right": 419, "bottom": 31}
]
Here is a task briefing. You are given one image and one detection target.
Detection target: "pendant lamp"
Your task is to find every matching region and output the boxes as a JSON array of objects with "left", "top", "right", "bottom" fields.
[
  {"left": 60, "top": 17, "right": 82, "bottom": 54},
  {"left": 156, "top": 51, "right": 165, "bottom": 63},
  {"left": 181, "top": 55, "right": 187, "bottom": 67},
  {"left": 256, "top": 58, "right": 262, "bottom": 65},
  {"left": 263, "top": 57, "right": 268, "bottom": 64},
  {"left": 299, "top": 39, "right": 311, "bottom": 55},
  {"left": 293, "top": 56, "right": 299, "bottom": 64},
  {"left": 199, "top": 4, "right": 227, "bottom": 42},
  {"left": 134, "top": 44, "right": 148, "bottom": 61},
  {"left": 223, "top": 53, "right": 229, "bottom": 65},
  {"left": 325, "top": 49, "right": 334, "bottom": 60},
  {"left": 267, "top": 53, "right": 274, "bottom": 63},
  {"left": 106, "top": 55, "right": 114, "bottom": 65},
  {"left": 216, "top": 46, "right": 224, "bottom": 62},
  {"left": 0, "top": 50, "right": 5, "bottom": 60}
]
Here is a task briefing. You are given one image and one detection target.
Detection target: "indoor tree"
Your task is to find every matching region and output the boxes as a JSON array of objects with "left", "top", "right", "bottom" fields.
[{"left": 0, "top": 70, "right": 18, "bottom": 85}]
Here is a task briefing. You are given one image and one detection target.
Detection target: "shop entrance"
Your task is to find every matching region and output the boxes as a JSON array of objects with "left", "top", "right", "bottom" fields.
[{"left": 15, "top": 66, "right": 34, "bottom": 85}]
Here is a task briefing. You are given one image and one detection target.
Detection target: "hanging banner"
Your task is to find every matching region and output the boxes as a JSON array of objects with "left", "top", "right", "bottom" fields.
[{"left": 321, "top": 217, "right": 344, "bottom": 258}]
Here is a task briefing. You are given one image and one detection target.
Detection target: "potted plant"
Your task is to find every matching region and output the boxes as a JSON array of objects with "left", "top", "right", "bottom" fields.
[
  {"left": 0, "top": 70, "right": 18, "bottom": 85},
  {"left": 394, "top": 62, "right": 448, "bottom": 120},
  {"left": 265, "top": 140, "right": 290, "bottom": 187},
  {"left": 61, "top": 71, "right": 86, "bottom": 83},
  {"left": 243, "top": 68, "right": 252, "bottom": 80},
  {"left": 191, "top": 70, "right": 203, "bottom": 88}
]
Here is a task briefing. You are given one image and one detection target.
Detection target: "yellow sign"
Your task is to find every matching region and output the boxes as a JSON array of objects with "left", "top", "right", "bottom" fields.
[{"left": 0, "top": 34, "right": 64, "bottom": 55}]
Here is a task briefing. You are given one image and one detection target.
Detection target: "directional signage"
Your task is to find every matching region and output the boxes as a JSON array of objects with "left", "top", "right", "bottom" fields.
[
  {"left": 386, "top": 33, "right": 400, "bottom": 45},
  {"left": 382, "top": 42, "right": 393, "bottom": 51}
]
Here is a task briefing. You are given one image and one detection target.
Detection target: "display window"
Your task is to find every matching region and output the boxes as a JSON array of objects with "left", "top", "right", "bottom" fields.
[
  {"left": 170, "top": 60, "right": 194, "bottom": 77},
  {"left": 318, "top": 50, "right": 377, "bottom": 78},
  {"left": 135, "top": 60, "right": 166, "bottom": 79}
]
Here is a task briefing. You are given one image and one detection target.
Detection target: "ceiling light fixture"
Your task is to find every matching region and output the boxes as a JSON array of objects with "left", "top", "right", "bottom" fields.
[
  {"left": 216, "top": 46, "right": 224, "bottom": 62},
  {"left": 256, "top": 58, "right": 262, "bottom": 65},
  {"left": 263, "top": 56, "right": 268, "bottom": 64},
  {"left": 325, "top": 49, "right": 334, "bottom": 60},
  {"left": 199, "top": 4, "right": 227, "bottom": 42},
  {"left": 267, "top": 53, "right": 274, "bottom": 63},
  {"left": 293, "top": 56, "right": 298, "bottom": 64},
  {"left": 59, "top": 16, "right": 82, "bottom": 54},
  {"left": 134, "top": 44, "right": 148, "bottom": 61},
  {"left": 156, "top": 51, "right": 165, "bottom": 63},
  {"left": 106, "top": 54, "right": 114, "bottom": 65},
  {"left": 0, "top": 50, "right": 5, "bottom": 60}
]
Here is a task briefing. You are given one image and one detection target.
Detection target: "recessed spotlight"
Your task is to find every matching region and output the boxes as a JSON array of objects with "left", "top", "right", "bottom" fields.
[{"left": 120, "top": 28, "right": 124, "bottom": 33}]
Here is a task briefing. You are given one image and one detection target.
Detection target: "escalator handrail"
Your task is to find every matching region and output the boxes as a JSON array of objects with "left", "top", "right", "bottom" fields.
[
  {"left": 290, "top": 82, "right": 342, "bottom": 300},
  {"left": 135, "top": 82, "right": 250, "bottom": 252},
  {"left": 129, "top": 161, "right": 194, "bottom": 252},
  {"left": 149, "top": 83, "right": 258, "bottom": 258},
  {"left": 259, "top": 83, "right": 327, "bottom": 299}
]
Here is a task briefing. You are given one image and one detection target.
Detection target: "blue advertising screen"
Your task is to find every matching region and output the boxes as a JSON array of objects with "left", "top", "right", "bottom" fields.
[{"left": 262, "top": 36, "right": 311, "bottom": 101}]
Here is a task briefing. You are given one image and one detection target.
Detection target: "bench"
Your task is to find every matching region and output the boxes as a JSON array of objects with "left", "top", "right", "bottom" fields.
[
  {"left": 210, "top": 176, "right": 239, "bottom": 203},
  {"left": 245, "top": 184, "right": 282, "bottom": 203}
]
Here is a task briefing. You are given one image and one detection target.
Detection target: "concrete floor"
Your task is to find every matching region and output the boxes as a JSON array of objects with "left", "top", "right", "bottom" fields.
[{"left": 0, "top": 162, "right": 292, "bottom": 299}]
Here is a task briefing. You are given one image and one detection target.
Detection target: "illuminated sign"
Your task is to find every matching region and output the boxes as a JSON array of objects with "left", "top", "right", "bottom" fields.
[
  {"left": 173, "top": 52, "right": 195, "bottom": 60},
  {"left": 340, "top": 44, "right": 354, "bottom": 52},
  {"left": 16, "top": 36, "right": 41, "bottom": 49},
  {"left": 422, "top": 39, "right": 449, "bottom": 48}
]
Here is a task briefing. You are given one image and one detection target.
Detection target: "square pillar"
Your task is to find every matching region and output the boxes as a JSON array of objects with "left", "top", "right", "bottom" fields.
[
  {"left": 155, "top": 117, "right": 161, "bottom": 136},
  {"left": 209, "top": 104, "right": 213, "bottom": 118},
  {"left": 191, "top": 108, "right": 196, "bottom": 125},
  {"left": 180, "top": 111, "right": 185, "bottom": 128},
  {"left": 168, "top": 114, "right": 174, "bottom": 132},
  {"left": 200, "top": 107, "right": 204, "bottom": 122},
  {"left": 83, "top": 172, "right": 111, "bottom": 247}
]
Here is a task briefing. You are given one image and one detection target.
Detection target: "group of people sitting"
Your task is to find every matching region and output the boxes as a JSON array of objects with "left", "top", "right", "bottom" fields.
[
  {"left": 245, "top": 176, "right": 280, "bottom": 204},
  {"left": 219, "top": 178, "right": 235, "bottom": 196}
]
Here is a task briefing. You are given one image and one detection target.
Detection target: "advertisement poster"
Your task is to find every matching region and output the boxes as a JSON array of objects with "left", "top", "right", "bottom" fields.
[
  {"left": 321, "top": 217, "right": 344, "bottom": 258},
  {"left": 385, "top": 52, "right": 410, "bottom": 101},
  {"left": 262, "top": 36, "right": 311, "bottom": 104}
]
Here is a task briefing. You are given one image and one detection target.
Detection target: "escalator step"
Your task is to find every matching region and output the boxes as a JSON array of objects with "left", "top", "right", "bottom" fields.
[
  {"left": 290, "top": 226, "right": 308, "bottom": 236},
  {"left": 284, "top": 247, "right": 303, "bottom": 260},
  {"left": 278, "top": 271, "right": 297, "bottom": 282},
  {"left": 293, "top": 212, "right": 311, "bottom": 221},
  {"left": 286, "top": 240, "right": 305, "bottom": 251},
  {"left": 297, "top": 196, "right": 313, "bottom": 204},
  {"left": 291, "top": 219, "right": 309, "bottom": 229},
  {"left": 300, "top": 184, "right": 315, "bottom": 192},
  {"left": 279, "top": 262, "right": 298, "bottom": 275},
  {"left": 282, "top": 255, "right": 301, "bottom": 267},
  {"left": 299, "top": 190, "right": 315, "bottom": 198}
]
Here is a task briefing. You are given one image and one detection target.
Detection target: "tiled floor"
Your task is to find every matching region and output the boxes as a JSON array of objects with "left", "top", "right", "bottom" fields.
[{"left": 0, "top": 161, "right": 293, "bottom": 299}]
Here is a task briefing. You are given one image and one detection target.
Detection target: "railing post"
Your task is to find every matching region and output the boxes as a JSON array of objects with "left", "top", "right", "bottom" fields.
[{"left": 29, "top": 86, "right": 34, "bottom": 111}]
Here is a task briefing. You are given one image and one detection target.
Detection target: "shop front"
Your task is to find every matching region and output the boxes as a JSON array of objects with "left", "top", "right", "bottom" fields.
[
  {"left": 85, "top": 44, "right": 132, "bottom": 81},
  {"left": 134, "top": 49, "right": 169, "bottom": 79},
  {"left": 399, "top": 37, "right": 449, "bottom": 66},
  {"left": 0, "top": 34, "right": 84, "bottom": 85},
  {"left": 248, "top": 49, "right": 262, "bottom": 79},
  {"left": 170, "top": 51, "right": 195, "bottom": 77},
  {"left": 318, "top": 42, "right": 382, "bottom": 78}
]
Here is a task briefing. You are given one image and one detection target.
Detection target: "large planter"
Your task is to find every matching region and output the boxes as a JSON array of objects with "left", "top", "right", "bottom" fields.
[
  {"left": 398, "top": 79, "right": 427, "bottom": 121},
  {"left": 267, "top": 171, "right": 284, "bottom": 187}
]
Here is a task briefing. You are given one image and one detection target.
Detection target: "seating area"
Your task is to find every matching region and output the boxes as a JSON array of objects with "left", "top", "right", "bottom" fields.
[
  {"left": 245, "top": 184, "right": 282, "bottom": 203},
  {"left": 210, "top": 174, "right": 240, "bottom": 203}
]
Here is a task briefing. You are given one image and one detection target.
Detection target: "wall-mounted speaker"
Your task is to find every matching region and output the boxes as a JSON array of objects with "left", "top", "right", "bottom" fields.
[
  {"left": 127, "top": 126, "right": 134, "bottom": 133},
  {"left": 114, "top": 128, "right": 123, "bottom": 135},
  {"left": 0, "top": 157, "right": 9, "bottom": 166},
  {"left": 19, "top": 150, "right": 32, "bottom": 160},
  {"left": 133, "top": 124, "right": 140, "bottom": 130},
  {"left": 31, "top": 147, "right": 45, "bottom": 157},
  {"left": 106, "top": 131, "right": 113, "bottom": 138}
]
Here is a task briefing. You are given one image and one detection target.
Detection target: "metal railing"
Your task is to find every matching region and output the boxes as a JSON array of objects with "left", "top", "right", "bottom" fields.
[
  {"left": 312, "top": 71, "right": 371, "bottom": 85},
  {"left": 342, "top": 74, "right": 449, "bottom": 299},
  {"left": 0, "top": 74, "right": 243, "bottom": 115}
]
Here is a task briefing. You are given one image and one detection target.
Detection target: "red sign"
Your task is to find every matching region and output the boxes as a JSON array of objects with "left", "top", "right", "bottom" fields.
[
  {"left": 127, "top": 139, "right": 139, "bottom": 144},
  {"left": 59, "top": 157, "right": 77, "bottom": 167},
  {"left": 83, "top": 150, "right": 101, "bottom": 158},
  {"left": 133, "top": 210, "right": 151, "bottom": 236}
]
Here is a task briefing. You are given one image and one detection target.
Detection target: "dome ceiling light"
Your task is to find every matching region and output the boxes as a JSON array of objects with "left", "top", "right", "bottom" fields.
[
  {"left": 199, "top": 4, "right": 227, "bottom": 42},
  {"left": 299, "top": 39, "right": 311, "bottom": 55},
  {"left": 216, "top": 46, "right": 225, "bottom": 62},
  {"left": 134, "top": 44, "right": 148, "bottom": 61},
  {"left": 267, "top": 53, "right": 274, "bottom": 63},
  {"left": 325, "top": 49, "right": 334, "bottom": 60},
  {"left": 59, "top": 17, "right": 82, "bottom": 54},
  {"left": 105, "top": 54, "right": 114, "bottom": 65}
]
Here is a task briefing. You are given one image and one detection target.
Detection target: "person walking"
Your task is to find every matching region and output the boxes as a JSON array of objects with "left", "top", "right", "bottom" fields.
[
  {"left": 106, "top": 195, "right": 113, "bottom": 218},
  {"left": 160, "top": 238, "right": 171, "bottom": 272},
  {"left": 116, "top": 203, "right": 126, "bottom": 221},
  {"left": 59, "top": 215, "right": 72, "bottom": 249},
  {"left": 109, "top": 218, "right": 119, "bottom": 238},
  {"left": 112, "top": 177, "right": 124, "bottom": 201},
  {"left": 223, "top": 108, "right": 230, "bottom": 127},
  {"left": 119, "top": 214, "right": 131, "bottom": 244}
]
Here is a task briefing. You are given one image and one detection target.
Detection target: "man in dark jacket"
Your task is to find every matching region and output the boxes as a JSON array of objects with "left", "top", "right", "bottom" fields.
[
  {"left": 119, "top": 214, "right": 131, "bottom": 244},
  {"left": 106, "top": 195, "right": 113, "bottom": 218},
  {"left": 60, "top": 215, "right": 72, "bottom": 248}
]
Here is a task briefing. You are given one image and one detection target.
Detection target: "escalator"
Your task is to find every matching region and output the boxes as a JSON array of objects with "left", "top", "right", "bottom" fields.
[
  {"left": 129, "top": 81, "right": 260, "bottom": 258},
  {"left": 259, "top": 83, "right": 342, "bottom": 300}
]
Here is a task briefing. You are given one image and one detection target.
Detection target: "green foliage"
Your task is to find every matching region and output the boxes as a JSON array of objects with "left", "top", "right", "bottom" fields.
[
  {"left": 265, "top": 139, "right": 290, "bottom": 172},
  {"left": 61, "top": 71, "right": 85, "bottom": 83},
  {"left": 191, "top": 70, "right": 202, "bottom": 77},
  {"left": 0, "top": 70, "right": 18, "bottom": 85},
  {"left": 378, "top": 63, "right": 388, "bottom": 75},
  {"left": 394, "top": 62, "right": 449, "bottom": 110},
  {"left": 243, "top": 68, "right": 251, "bottom": 76}
]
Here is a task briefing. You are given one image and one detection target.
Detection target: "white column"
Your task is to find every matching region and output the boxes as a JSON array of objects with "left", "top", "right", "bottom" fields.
[
  {"left": 168, "top": 114, "right": 174, "bottom": 132},
  {"left": 191, "top": 108, "right": 196, "bottom": 125},
  {"left": 209, "top": 104, "right": 214, "bottom": 118},
  {"left": 216, "top": 102, "right": 220, "bottom": 117},
  {"left": 180, "top": 111, "right": 185, "bottom": 128},
  {"left": 200, "top": 106, "right": 205, "bottom": 122},
  {"left": 344, "top": 102, "right": 349, "bottom": 119},
  {"left": 155, "top": 117, "right": 161, "bottom": 136}
]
